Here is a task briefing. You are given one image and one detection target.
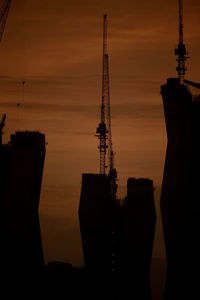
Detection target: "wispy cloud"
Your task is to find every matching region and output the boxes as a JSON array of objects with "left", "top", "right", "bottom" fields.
[{"left": 0, "top": 101, "right": 163, "bottom": 119}]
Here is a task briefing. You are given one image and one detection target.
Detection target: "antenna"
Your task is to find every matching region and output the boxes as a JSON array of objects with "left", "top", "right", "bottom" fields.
[{"left": 175, "top": 0, "right": 189, "bottom": 83}]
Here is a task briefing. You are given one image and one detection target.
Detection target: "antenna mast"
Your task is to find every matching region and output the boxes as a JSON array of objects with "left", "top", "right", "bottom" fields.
[{"left": 175, "top": 0, "right": 188, "bottom": 83}]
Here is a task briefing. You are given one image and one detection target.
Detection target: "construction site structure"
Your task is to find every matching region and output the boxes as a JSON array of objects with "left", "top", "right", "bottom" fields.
[
  {"left": 79, "top": 15, "right": 156, "bottom": 300},
  {"left": 113, "top": 178, "right": 156, "bottom": 300},
  {"left": 0, "top": 129, "right": 46, "bottom": 280},
  {"left": 161, "top": 1, "right": 200, "bottom": 298}
]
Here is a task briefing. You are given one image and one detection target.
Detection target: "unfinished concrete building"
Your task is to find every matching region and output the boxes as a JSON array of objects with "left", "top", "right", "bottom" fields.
[{"left": 0, "top": 131, "right": 45, "bottom": 277}]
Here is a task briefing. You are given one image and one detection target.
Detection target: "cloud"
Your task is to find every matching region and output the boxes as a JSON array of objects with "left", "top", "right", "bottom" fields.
[
  {"left": 2, "top": 0, "right": 199, "bottom": 79},
  {"left": 0, "top": 100, "right": 163, "bottom": 120}
]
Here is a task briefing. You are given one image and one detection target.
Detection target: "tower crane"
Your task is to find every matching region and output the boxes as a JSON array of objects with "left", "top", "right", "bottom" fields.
[
  {"left": 184, "top": 80, "right": 200, "bottom": 89},
  {"left": 96, "top": 15, "right": 117, "bottom": 199},
  {"left": 0, "top": 113, "right": 6, "bottom": 145},
  {"left": 0, "top": 0, "right": 12, "bottom": 143},
  {"left": 175, "top": 0, "right": 189, "bottom": 83},
  {"left": 173, "top": 1, "right": 200, "bottom": 90},
  {"left": 0, "top": 0, "right": 12, "bottom": 42}
]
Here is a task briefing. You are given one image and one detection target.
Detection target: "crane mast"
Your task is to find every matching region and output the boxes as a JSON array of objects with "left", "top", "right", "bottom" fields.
[
  {"left": 96, "top": 15, "right": 117, "bottom": 198},
  {"left": 0, "top": 113, "right": 6, "bottom": 145},
  {"left": 96, "top": 15, "right": 107, "bottom": 175},
  {"left": 0, "top": 0, "right": 12, "bottom": 42},
  {"left": 96, "top": 14, "right": 110, "bottom": 175},
  {"left": 175, "top": 0, "right": 188, "bottom": 83},
  {"left": 0, "top": 0, "right": 12, "bottom": 145}
]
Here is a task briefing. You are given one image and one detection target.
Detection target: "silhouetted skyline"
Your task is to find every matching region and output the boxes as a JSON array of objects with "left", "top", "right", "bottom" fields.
[{"left": 0, "top": 0, "right": 199, "bottom": 278}]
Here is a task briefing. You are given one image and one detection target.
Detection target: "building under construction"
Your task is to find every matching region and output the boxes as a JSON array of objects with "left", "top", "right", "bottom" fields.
[
  {"left": 79, "top": 15, "right": 156, "bottom": 300},
  {"left": 161, "top": 1, "right": 200, "bottom": 299},
  {"left": 0, "top": 120, "right": 46, "bottom": 278}
]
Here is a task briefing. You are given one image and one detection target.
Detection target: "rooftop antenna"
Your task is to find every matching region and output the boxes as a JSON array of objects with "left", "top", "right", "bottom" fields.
[{"left": 175, "top": 0, "right": 189, "bottom": 83}]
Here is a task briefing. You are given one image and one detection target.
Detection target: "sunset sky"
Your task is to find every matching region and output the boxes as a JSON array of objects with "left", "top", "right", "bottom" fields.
[{"left": 0, "top": 0, "right": 199, "bottom": 266}]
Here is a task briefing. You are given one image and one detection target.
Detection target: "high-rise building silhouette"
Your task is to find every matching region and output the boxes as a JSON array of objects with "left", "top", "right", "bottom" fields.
[
  {"left": 161, "top": 1, "right": 200, "bottom": 298},
  {"left": 79, "top": 174, "right": 111, "bottom": 274},
  {"left": 161, "top": 79, "right": 200, "bottom": 299},
  {"left": 119, "top": 179, "right": 156, "bottom": 300},
  {"left": 0, "top": 131, "right": 45, "bottom": 277},
  {"left": 79, "top": 175, "right": 156, "bottom": 300},
  {"left": 111, "top": 178, "right": 156, "bottom": 300},
  {"left": 79, "top": 174, "right": 112, "bottom": 299}
]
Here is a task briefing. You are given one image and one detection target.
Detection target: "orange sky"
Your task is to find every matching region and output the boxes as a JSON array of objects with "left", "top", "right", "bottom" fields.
[{"left": 0, "top": 0, "right": 199, "bottom": 266}]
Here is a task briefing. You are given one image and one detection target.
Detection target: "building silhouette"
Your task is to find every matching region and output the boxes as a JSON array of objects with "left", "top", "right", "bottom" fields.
[
  {"left": 79, "top": 174, "right": 111, "bottom": 299},
  {"left": 161, "top": 79, "right": 200, "bottom": 299},
  {"left": 0, "top": 131, "right": 45, "bottom": 278},
  {"left": 160, "top": 1, "right": 200, "bottom": 298},
  {"left": 79, "top": 175, "right": 156, "bottom": 300},
  {"left": 119, "top": 178, "right": 156, "bottom": 300}
]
